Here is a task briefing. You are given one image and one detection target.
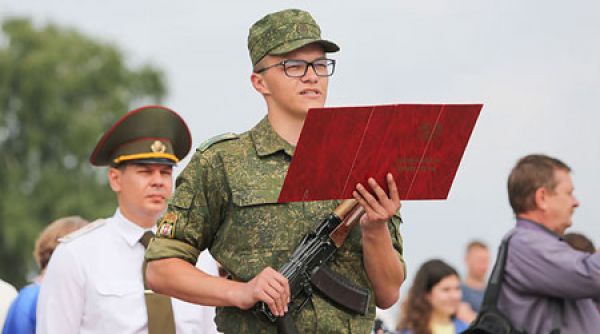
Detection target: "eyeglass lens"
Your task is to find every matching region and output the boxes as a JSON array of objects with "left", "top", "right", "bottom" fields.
[{"left": 283, "top": 59, "right": 335, "bottom": 77}]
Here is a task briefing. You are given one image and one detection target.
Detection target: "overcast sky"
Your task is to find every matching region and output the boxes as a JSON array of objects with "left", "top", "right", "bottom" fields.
[{"left": 2, "top": 0, "right": 599, "bottom": 327}]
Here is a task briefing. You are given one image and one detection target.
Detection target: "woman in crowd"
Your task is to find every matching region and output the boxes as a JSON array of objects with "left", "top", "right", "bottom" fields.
[
  {"left": 2, "top": 216, "right": 88, "bottom": 334},
  {"left": 396, "top": 259, "right": 468, "bottom": 334}
]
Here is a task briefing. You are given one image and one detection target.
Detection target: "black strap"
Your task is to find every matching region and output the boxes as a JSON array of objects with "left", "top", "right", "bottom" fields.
[
  {"left": 549, "top": 298, "right": 564, "bottom": 334},
  {"left": 481, "top": 232, "right": 564, "bottom": 333},
  {"left": 480, "top": 233, "right": 513, "bottom": 309}
]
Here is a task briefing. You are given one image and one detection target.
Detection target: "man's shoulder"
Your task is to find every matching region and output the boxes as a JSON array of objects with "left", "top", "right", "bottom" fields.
[
  {"left": 510, "top": 225, "right": 556, "bottom": 247},
  {"left": 506, "top": 225, "right": 570, "bottom": 265},
  {"left": 193, "top": 131, "right": 254, "bottom": 163},
  {"left": 58, "top": 219, "right": 109, "bottom": 246},
  {"left": 461, "top": 282, "right": 484, "bottom": 294},
  {"left": 197, "top": 132, "right": 241, "bottom": 153}
]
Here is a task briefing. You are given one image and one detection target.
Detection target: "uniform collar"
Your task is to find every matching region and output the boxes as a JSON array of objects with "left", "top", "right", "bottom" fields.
[
  {"left": 250, "top": 116, "right": 295, "bottom": 157},
  {"left": 114, "top": 208, "right": 156, "bottom": 247}
]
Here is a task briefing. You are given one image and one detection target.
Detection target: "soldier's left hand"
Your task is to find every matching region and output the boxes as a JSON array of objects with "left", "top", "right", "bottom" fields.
[{"left": 353, "top": 173, "right": 401, "bottom": 227}]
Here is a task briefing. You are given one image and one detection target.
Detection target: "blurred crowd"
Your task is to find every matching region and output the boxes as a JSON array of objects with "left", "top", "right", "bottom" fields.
[{"left": 373, "top": 231, "right": 597, "bottom": 333}]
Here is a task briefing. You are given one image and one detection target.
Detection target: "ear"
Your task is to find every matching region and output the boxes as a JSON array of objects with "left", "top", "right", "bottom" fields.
[
  {"left": 108, "top": 167, "right": 122, "bottom": 193},
  {"left": 534, "top": 187, "right": 548, "bottom": 210},
  {"left": 250, "top": 72, "right": 271, "bottom": 95}
]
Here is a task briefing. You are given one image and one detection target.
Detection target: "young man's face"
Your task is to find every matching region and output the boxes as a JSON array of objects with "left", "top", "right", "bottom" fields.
[
  {"left": 544, "top": 169, "right": 579, "bottom": 235},
  {"left": 254, "top": 43, "right": 330, "bottom": 120},
  {"left": 108, "top": 163, "right": 173, "bottom": 223}
]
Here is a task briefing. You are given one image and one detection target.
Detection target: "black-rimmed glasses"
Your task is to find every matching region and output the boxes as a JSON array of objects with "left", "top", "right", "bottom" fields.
[{"left": 255, "top": 59, "right": 336, "bottom": 77}]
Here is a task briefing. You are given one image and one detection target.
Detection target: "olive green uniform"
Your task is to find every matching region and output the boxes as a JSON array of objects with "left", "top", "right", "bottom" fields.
[{"left": 146, "top": 117, "right": 404, "bottom": 333}]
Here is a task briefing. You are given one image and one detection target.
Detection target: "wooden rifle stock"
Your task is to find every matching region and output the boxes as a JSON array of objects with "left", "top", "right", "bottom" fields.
[
  {"left": 330, "top": 201, "right": 365, "bottom": 248},
  {"left": 332, "top": 199, "right": 358, "bottom": 219}
]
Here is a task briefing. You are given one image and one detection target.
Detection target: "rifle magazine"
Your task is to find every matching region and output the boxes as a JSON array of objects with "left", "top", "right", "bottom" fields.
[{"left": 310, "top": 265, "right": 370, "bottom": 315}]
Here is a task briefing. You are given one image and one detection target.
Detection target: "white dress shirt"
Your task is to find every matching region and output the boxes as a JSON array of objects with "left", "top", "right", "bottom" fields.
[
  {"left": 36, "top": 209, "right": 219, "bottom": 334},
  {"left": 0, "top": 278, "right": 18, "bottom": 330},
  {"left": 172, "top": 251, "right": 220, "bottom": 334}
]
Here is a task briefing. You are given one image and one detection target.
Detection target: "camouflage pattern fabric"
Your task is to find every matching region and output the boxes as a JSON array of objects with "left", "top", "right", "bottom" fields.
[
  {"left": 146, "top": 117, "right": 405, "bottom": 333},
  {"left": 247, "top": 8, "right": 339, "bottom": 66}
]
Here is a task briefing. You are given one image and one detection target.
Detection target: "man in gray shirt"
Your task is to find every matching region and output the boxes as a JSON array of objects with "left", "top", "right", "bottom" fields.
[{"left": 499, "top": 154, "right": 600, "bottom": 333}]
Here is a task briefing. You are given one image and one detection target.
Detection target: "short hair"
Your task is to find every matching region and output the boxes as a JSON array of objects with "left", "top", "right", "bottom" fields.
[
  {"left": 564, "top": 232, "right": 595, "bottom": 253},
  {"left": 34, "top": 216, "right": 89, "bottom": 270},
  {"left": 466, "top": 240, "right": 488, "bottom": 253},
  {"left": 507, "top": 154, "right": 571, "bottom": 215}
]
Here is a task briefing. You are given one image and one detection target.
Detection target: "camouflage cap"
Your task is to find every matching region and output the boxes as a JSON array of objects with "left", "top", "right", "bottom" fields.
[
  {"left": 89, "top": 105, "right": 191, "bottom": 167},
  {"left": 248, "top": 9, "right": 340, "bottom": 66}
]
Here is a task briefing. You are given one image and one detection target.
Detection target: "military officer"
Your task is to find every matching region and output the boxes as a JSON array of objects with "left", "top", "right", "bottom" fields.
[
  {"left": 145, "top": 9, "right": 406, "bottom": 333},
  {"left": 36, "top": 106, "right": 217, "bottom": 333}
]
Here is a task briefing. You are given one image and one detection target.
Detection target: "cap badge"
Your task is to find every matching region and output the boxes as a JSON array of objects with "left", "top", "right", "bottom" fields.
[
  {"left": 296, "top": 23, "right": 308, "bottom": 34},
  {"left": 151, "top": 140, "right": 167, "bottom": 153}
]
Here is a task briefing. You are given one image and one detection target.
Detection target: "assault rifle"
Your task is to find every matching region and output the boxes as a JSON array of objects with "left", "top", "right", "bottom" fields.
[{"left": 257, "top": 199, "right": 369, "bottom": 334}]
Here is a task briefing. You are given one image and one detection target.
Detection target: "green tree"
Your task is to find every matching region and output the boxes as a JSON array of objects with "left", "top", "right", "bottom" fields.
[{"left": 0, "top": 18, "right": 166, "bottom": 287}]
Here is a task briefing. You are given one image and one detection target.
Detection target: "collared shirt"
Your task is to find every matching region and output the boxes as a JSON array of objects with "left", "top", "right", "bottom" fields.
[
  {"left": 36, "top": 209, "right": 218, "bottom": 334},
  {"left": 498, "top": 218, "right": 600, "bottom": 333},
  {"left": 146, "top": 117, "right": 405, "bottom": 333}
]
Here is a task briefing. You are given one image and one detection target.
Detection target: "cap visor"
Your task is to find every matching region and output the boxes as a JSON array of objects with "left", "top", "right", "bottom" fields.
[{"left": 116, "top": 158, "right": 176, "bottom": 166}]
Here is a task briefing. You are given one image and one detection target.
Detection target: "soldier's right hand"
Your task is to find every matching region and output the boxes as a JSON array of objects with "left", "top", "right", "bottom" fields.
[{"left": 236, "top": 266, "right": 290, "bottom": 316}]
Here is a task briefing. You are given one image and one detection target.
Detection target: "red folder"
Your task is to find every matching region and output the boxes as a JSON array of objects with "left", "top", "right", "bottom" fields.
[{"left": 278, "top": 104, "right": 482, "bottom": 202}]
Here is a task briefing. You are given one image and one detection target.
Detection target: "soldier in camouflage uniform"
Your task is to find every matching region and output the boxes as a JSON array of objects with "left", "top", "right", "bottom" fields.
[{"left": 145, "top": 9, "right": 406, "bottom": 333}]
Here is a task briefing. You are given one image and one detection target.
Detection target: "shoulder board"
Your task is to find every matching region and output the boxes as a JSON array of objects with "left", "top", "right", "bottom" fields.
[
  {"left": 59, "top": 219, "right": 107, "bottom": 243},
  {"left": 197, "top": 132, "right": 239, "bottom": 153}
]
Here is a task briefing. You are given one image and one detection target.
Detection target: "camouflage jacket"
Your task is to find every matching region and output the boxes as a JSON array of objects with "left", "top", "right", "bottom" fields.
[{"left": 146, "top": 116, "right": 405, "bottom": 334}]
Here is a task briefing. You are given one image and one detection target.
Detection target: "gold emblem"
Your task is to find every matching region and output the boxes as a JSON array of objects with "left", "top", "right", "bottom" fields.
[
  {"left": 151, "top": 140, "right": 166, "bottom": 153},
  {"left": 418, "top": 123, "right": 443, "bottom": 141}
]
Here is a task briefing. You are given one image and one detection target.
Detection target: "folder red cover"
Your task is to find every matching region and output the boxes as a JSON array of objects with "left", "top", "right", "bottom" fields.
[{"left": 277, "top": 104, "right": 482, "bottom": 202}]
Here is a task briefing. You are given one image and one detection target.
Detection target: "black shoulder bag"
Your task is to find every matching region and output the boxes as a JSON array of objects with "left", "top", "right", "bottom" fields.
[
  {"left": 464, "top": 234, "right": 563, "bottom": 334},
  {"left": 463, "top": 234, "right": 523, "bottom": 334}
]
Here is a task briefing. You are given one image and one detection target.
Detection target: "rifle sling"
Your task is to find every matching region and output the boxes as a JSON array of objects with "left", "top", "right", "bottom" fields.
[{"left": 310, "top": 265, "right": 369, "bottom": 315}]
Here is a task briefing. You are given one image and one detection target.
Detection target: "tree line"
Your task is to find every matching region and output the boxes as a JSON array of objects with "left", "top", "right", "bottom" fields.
[{"left": 0, "top": 18, "right": 166, "bottom": 287}]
